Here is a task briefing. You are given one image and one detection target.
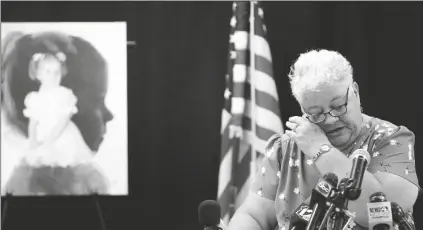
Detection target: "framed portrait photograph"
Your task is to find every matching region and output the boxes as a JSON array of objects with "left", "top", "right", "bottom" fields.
[{"left": 1, "top": 22, "right": 128, "bottom": 196}]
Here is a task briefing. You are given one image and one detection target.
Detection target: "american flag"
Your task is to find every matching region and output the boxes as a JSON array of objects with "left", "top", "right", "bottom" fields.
[{"left": 217, "top": 1, "right": 284, "bottom": 224}]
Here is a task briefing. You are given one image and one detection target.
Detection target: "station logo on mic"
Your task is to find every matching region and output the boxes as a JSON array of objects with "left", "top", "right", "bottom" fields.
[
  {"left": 295, "top": 205, "right": 313, "bottom": 222},
  {"left": 367, "top": 201, "right": 392, "bottom": 221},
  {"left": 316, "top": 178, "right": 334, "bottom": 198},
  {"left": 316, "top": 174, "right": 335, "bottom": 198}
]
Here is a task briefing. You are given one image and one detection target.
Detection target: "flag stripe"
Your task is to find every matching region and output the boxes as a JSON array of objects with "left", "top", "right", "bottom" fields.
[
  {"left": 231, "top": 82, "right": 280, "bottom": 117},
  {"left": 233, "top": 54, "right": 273, "bottom": 78},
  {"left": 232, "top": 65, "right": 279, "bottom": 101},
  {"left": 233, "top": 50, "right": 249, "bottom": 66},
  {"left": 229, "top": 98, "right": 283, "bottom": 133},
  {"left": 251, "top": 35, "right": 272, "bottom": 61},
  {"left": 235, "top": 176, "right": 251, "bottom": 207},
  {"left": 255, "top": 55, "right": 273, "bottom": 79},
  {"left": 218, "top": 180, "right": 233, "bottom": 219},
  {"left": 218, "top": 146, "right": 233, "bottom": 197},
  {"left": 234, "top": 145, "right": 251, "bottom": 189},
  {"left": 256, "top": 89, "right": 280, "bottom": 117},
  {"left": 232, "top": 31, "right": 271, "bottom": 62},
  {"left": 253, "top": 69, "right": 279, "bottom": 101},
  {"left": 237, "top": 140, "right": 251, "bottom": 163}
]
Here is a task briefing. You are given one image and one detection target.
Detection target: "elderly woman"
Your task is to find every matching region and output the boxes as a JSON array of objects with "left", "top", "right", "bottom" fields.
[{"left": 227, "top": 49, "right": 420, "bottom": 230}]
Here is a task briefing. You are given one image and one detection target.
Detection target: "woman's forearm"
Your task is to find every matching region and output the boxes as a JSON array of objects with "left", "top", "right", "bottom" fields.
[
  {"left": 228, "top": 212, "right": 266, "bottom": 230},
  {"left": 28, "top": 119, "right": 38, "bottom": 144}
]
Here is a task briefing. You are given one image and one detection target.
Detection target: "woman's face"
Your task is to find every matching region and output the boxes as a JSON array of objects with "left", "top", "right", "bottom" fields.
[
  {"left": 298, "top": 81, "right": 363, "bottom": 150},
  {"left": 36, "top": 58, "right": 61, "bottom": 87}
]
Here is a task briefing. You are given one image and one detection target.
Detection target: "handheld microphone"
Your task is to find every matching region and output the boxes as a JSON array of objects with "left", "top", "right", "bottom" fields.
[
  {"left": 346, "top": 149, "right": 370, "bottom": 201},
  {"left": 198, "top": 200, "right": 224, "bottom": 230},
  {"left": 305, "top": 172, "right": 338, "bottom": 230},
  {"left": 391, "top": 202, "right": 415, "bottom": 230},
  {"left": 367, "top": 192, "right": 393, "bottom": 230},
  {"left": 288, "top": 202, "right": 313, "bottom": 230}
]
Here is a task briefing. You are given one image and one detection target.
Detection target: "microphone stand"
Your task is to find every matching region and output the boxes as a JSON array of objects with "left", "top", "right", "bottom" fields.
[
  {"left": 332, "top": 194, "right": 349, "bottom": 230},
  {"left": 314, "top": 186, "right": 346, "bottom": 230},
  {"left": 334, "top": 178, "right": 363, "bottom": 230}
]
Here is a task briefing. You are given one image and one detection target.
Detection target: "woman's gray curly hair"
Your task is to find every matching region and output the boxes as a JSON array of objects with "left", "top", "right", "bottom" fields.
[{"left": 288, "top": 49, "right": 354, "bottom": 101}]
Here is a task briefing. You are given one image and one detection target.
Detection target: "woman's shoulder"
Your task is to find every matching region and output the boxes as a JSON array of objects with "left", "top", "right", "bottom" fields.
[
  {"left": 25, "top": 91, "right": 38, "bottom": 98},
  {"left": 364, "top": 115, "right": 414, "bottom": 144},
  {"left": 24, "top": 91, "right": 39, "bottom": 105},
  {"left": 56, "top": 86, "right": 77, "bottom": 99},
  {"left": 367, "top": 115, "right": 413, "bottom": 134},
  {"left": 57, "top": 86, "right": 75, "bottom": 94}
]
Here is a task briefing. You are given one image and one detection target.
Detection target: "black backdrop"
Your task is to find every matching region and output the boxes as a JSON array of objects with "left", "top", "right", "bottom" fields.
[{"left": 1, "top": 2, "right": 422, "bottom": 230}]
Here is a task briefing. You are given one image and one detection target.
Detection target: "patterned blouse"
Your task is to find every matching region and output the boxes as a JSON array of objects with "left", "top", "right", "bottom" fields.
[{"left": 250, "top": 116, "right": 420, "bottom": 230}]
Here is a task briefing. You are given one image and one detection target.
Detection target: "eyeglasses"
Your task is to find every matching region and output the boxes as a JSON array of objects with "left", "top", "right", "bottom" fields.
[{"left": 304, "top": 85, "right": 351, "bottom": 124}]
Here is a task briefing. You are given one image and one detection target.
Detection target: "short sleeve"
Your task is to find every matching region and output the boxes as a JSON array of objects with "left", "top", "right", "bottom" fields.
[
  {"left": 250, "top": 133, "right": 283, "bottom": 200},
  {"left": 23, "top": 92, "right": 39, "bottom": 119},
  {"left": 60, "top": 87, "right": 78, "bottom": 115},
  {"left": 367, "top": 126, "right": 420, "bottom": 190}
]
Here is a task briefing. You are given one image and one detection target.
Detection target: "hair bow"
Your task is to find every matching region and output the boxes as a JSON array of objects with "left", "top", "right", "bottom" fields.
[
  {"left": 32, "top": 53, "right": 45, "bottom": 61},
  {"left": 55, "top": 52, "right": 66, "bottom": 62}
]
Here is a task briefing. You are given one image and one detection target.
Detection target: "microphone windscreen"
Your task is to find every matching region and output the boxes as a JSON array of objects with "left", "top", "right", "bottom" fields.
[
  {"left": 322, "top": 172, "right": 338, "bottom": 187},
  {"left": 350, "top": 149, "right": 371, "bottom": 162},
  {"left": 369, "top": 192, "right": 388, "bottom": 203},
  {"left": 198, "top": 200, "right": 221, "bottom": 227}
]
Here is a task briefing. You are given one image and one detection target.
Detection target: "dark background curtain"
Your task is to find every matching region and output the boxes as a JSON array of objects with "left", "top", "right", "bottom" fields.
[{"left": 1, "top": 2, "right": 422, "bottom": 230}]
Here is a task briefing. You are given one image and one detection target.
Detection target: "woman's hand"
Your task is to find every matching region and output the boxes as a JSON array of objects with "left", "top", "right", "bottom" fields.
[{"left": 285, "top": 115, "right": 331, "bottom": 158}]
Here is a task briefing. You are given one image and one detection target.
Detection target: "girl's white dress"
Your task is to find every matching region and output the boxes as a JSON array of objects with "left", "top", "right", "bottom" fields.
[
  {"left": 22, "top": 86, "right": 93, "bottom": 167},
  {"left": 3, "top": 86, "right": 109, "bottom": 195}
]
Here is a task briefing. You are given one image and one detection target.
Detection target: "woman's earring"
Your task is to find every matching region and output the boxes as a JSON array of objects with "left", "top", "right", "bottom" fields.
[{"left": 360, "top": 106, "right": 363, "bottom": 112}]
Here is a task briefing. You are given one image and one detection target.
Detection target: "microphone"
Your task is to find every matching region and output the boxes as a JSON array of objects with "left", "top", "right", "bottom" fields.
[
  {"left": 367, "top": 192, "right": 393, "bottom": 230},
  {"left": 346, "top": 149, "right": 371, "bottom": 200},
  {"left": 391, "top": 202, "right": 415, "bottom": 230},
  {"left": 305, "top": 172, "right": 338, "bottom": 230},
  {"left": 288, "top": 202, "right": 313, "bottom": 230},
  {"left": 198, "top": 200, "right": 224, "bottom": 230}
]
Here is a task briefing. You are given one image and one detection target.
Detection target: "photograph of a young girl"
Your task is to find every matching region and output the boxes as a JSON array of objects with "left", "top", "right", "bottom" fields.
[{"left": 1, "top": 22, "right": 128, "bottom": 196}]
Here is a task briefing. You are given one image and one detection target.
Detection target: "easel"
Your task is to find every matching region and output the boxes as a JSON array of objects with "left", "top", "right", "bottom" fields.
[
  {"left": 93, "top": 194, "right": 107, "bottom": 230},
  {"left": 1, "top": 195, "right": 10, "bottom": 230},
  {"left": 1, "top": 194, "right": 108, "bottom": 230}
]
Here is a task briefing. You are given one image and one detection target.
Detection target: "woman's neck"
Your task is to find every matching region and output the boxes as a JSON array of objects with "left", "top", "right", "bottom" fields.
[{"left": 40, "top": 84, "right": 58, "bottom": 92}]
